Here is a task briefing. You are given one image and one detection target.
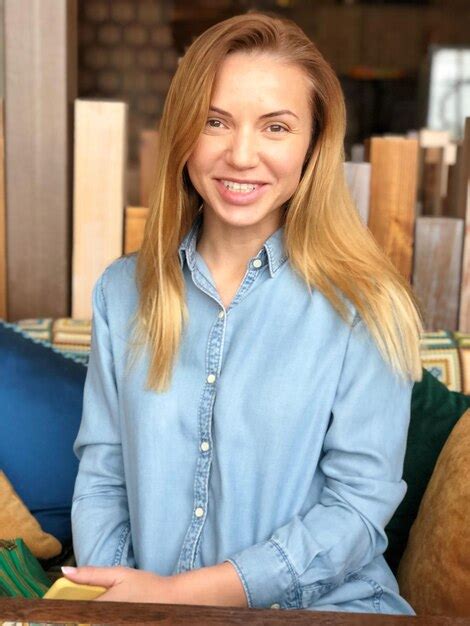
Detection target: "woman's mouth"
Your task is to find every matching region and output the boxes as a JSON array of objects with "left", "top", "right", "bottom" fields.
[{"left": 215, "top": 178, "right": 269, "bottom": 205}]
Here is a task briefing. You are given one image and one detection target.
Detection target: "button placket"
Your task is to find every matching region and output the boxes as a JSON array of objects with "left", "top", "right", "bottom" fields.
[{"left": 175, "top": 310, "right": 226, "bottom": 573}]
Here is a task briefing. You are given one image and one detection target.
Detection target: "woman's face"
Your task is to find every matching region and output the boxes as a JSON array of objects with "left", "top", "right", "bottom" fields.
[{"left": 186, "top": 52, "right": 313, "bottom": 234}]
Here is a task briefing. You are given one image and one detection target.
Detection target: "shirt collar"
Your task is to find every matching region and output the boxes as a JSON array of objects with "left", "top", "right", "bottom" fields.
[{"left": 178, "top": 213, "right": 288, "bottom": 278}]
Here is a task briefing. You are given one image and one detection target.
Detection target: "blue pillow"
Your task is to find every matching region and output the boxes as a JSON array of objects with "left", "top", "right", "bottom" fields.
[{"left": 0, "top": 320, "right": 87, "bottom": 547}]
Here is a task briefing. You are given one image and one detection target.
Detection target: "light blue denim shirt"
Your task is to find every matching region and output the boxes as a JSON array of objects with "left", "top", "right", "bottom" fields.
[{"left": 72, "top": 214, "right": 414, "bottom": 615}]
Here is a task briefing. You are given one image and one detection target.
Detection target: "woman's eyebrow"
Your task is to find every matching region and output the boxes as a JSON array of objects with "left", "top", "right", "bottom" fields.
[{"left": 209, "top": 106, "right": 299, "bottom": 120}]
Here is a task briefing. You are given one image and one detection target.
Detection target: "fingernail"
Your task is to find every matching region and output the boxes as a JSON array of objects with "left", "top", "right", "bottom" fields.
[{"left": 61, "top": 566, "right": 77, "bottom": 575}]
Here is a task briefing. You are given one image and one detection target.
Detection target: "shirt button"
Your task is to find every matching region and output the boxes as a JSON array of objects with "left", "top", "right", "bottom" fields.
[
  {"left": 218, "top": 310, "right": 225, "bottom": 319},
  {"left": 195, "top": 507, "right": 204, "bottom": 518},
  {"left": 200, "top": 441, "right": 210, "bottom": 452},
  {"left": 253, "top": 259, "right": 262, "bottom": 268},
  {"left": 271, "top": 603, "right": 280, "bottom": 609},
  {"left": 207, "top": 374, "right": 216, "bottom": 384}
]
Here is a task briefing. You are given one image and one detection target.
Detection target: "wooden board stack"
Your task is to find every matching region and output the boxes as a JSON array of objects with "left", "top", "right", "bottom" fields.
[{"left": 72, "top": 99, "right": 128, "bottom": 319}]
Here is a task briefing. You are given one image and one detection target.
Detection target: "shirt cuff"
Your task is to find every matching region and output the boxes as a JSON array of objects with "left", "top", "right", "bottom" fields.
[{"left": 224, "top": 538, "right": 301, "bottom": 609}]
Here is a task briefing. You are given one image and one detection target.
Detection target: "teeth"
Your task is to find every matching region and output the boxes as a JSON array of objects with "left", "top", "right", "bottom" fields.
[{"left": 222, "top": 180, "right": 257, "bottom": 193}]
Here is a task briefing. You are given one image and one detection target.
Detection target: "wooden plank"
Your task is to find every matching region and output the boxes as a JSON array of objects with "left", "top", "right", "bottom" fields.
[
  {"left": 139, "top": 129, "right": 159, "bottom": 207},
  {"left": 124, "top": 206, "right": 150, "bottom": 254},
  {"left": 2, "top": 596, "right": 470, "bottom": 626},
  {"left": 367, "top": 137, "right": 419, "bottom": 281},
  {"left": 4, "top": 0, "right": 77, "bottom": 320},
  {"left": 413, "top": 217, "right": 464, "bottom": 331},
  {"left": 0, "top": 1, "right": 4, "bottom": 99},
  {"left": 0, "top": 99, "right": 6, "bottom": 319},
  {"left": 443, "top": 143, "right": 461, "bottom": 217},
  {"left": 422, "top": 147, "right": 445, "bottom": 216},
  {"left": 344, "top": 162, "right": 371, "bottom": 225},
  {"left": 456, "top": 118, "right": 470, "bottom": 221},
  {"left": 459, "top": 127, "right": 470, "bottom": 331},
  {"left": 419, "top": 129, "right": 450, "bottom": 149},
  {"left": 72, "top": 99, "right": 127, "bottom": 319}
]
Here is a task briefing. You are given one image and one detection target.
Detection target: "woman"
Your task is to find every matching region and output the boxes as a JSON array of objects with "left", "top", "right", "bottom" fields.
[{"left": 66, "top": 12, "right": 423, "bottom": 614}]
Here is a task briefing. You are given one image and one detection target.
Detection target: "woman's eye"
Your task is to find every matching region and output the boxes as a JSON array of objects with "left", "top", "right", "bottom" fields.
[
  {"left": 206, "top": 119, "right": 225, "bottom": 129},
  {"left": 267, "top": 124, "right": 288, "bottom": 133}
]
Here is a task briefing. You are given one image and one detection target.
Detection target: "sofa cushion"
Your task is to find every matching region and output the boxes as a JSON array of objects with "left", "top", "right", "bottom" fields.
[
  {"left": 0, "top": 321, "right": 87, "bottom": 546},
  {"left": 384, "top": 367, "right": 470, "bottom": 572},
  {"left": 0, "top": 471, "right": 62, "bottom": 559},
  {"left": 398, "top": 409, "right": 470, "bottom": 615}
]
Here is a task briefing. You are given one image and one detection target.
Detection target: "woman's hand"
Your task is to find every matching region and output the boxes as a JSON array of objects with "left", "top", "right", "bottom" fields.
[
  {"left": 61, "top": 565, "right": 179, "bottom": 603},
  {"left": 61, "top": 561, "right": 248, "bottom": 607}
]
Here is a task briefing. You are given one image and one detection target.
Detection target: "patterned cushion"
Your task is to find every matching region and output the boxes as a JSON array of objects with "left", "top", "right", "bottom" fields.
[
  {"left": 15, "top": 318, "right": 91, "bottom": 367},
  {"left": 420, "top": 331, "right": 470, "bottom": 393}
]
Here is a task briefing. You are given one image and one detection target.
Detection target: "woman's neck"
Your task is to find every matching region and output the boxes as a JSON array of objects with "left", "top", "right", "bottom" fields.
[{"left": 196, "top": 210, "right": 282, "bottom": 277}]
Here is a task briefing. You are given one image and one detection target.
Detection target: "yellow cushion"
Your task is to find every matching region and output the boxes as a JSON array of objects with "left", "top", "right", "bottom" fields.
[
  {"left": 0, "top": 471, "right": 62, "bottom": 559},
  {"left": 398, "top": 409, "right": 470, "bottom": 616}
]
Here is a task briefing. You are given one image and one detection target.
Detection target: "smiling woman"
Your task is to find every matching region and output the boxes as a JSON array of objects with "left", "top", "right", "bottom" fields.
[
  {"left": 69, "top": 11, "right": 423, "bottom": 617},
  {"left": 187, "top": 55, "right": 311, "bottom": 228}
]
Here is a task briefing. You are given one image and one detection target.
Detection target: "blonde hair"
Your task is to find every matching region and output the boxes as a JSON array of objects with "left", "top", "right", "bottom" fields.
[{"left": 127, "top": 11, "right": 423, "bottom": 392}]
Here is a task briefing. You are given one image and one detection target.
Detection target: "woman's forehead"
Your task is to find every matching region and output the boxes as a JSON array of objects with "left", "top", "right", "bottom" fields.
[{"left": 211, "top": 53, "right": 311, "bottom": 114}]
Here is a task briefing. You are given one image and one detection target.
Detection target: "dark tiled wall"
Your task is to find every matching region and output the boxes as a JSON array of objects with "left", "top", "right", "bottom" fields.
[{"left": 78, "top": 0, "right": 179, "bottom": 163}]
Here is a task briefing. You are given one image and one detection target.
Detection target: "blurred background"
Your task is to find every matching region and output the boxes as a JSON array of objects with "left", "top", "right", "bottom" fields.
[{"left": 72, "top": 0, "right": 469, "bottom": 163}]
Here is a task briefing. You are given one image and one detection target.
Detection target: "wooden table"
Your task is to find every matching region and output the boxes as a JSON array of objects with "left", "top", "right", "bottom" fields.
[{"left": 1, "top": 598, "right": 470, "bottom": 625}]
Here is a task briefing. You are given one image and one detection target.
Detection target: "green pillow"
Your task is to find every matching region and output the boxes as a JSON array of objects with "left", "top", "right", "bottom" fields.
[{"left": 385, "top": 368, "right": 470, "bottom": 573}]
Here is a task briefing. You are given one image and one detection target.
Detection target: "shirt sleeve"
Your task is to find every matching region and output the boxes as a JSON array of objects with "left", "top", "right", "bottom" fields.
[
  {"left": 71, "top": 269, "right": 135, "bottom": 568},
  {"left": 224, "top": 318, "right": 412, "bottom": 609}
]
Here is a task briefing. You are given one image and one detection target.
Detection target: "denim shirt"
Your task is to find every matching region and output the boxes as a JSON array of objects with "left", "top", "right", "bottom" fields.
[{"left": 72, "top": 214, "right": 414, "bottom": 614}]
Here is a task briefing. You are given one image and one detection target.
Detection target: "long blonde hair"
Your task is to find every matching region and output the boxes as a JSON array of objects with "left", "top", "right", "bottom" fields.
[{"left": 127, "top": 11, "right": 423, "bottom": 392}]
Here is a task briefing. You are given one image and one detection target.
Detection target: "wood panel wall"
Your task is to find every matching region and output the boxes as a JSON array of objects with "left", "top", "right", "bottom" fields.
[{"left": 4, "top": 0, "right": 77, "bottom": 320}]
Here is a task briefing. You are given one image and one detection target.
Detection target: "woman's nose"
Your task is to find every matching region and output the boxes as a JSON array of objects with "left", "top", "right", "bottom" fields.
[{"left": 225, "top": 130, "right": 260, "bottom": 169}]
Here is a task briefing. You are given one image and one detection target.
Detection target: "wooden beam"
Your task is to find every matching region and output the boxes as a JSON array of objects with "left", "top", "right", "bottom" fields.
[
  {"left": 139, "top": 130, "right": 159, "bottom": 208},
  {"left": 0, "top": 100, "right": 6, "bottom": 319},
  {"left": 456, "top": 118, "right": 470, "bottom": 221},
  {"left": 124, "top": 207, "right": 150, "bottom": 255},
  {"left": 368, "top": 137, "right": 419, "bottom": 281},
  {"left": 413, "top": 217, "right": 464, "bottom": 331},
  {"left": 422, "top": 147, "right": 445, "bottom": 216},
  {"left": 443, "top": 143, "right": 460, "bottom": 217},
  {"left": 72, "top": 99, "right": 127, "bottom": 319},
  {"left": 4, "top": 0, "right": 77, "bottom": 320},
  {"left": 459, "top": 121, "right": 470, "bottom": 331}
]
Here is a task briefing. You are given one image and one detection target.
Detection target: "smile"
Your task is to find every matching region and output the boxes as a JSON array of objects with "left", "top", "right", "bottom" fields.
[
  {"left": 221, "top": 179, "right": 258, "bottom": 193},
  {"left": 215, "top": 178, "right": 269, "bottom": 206}
]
